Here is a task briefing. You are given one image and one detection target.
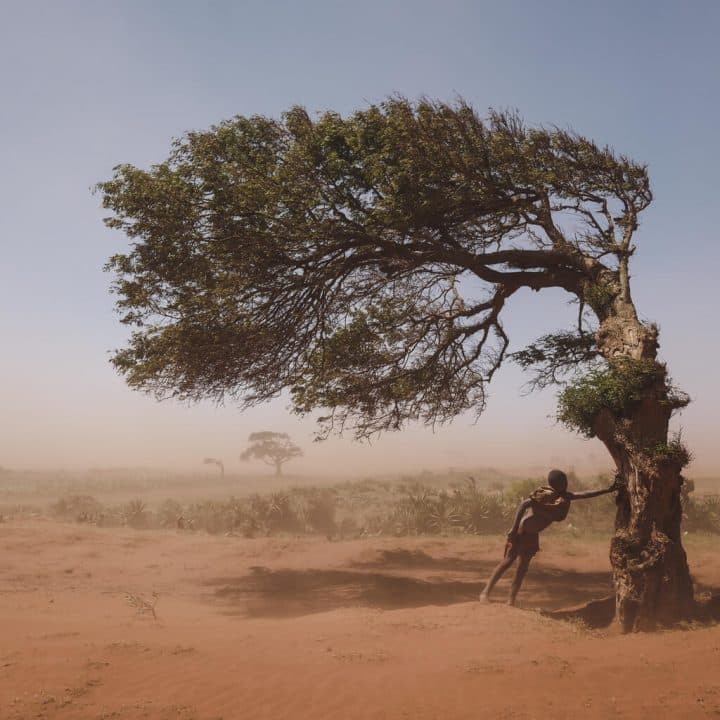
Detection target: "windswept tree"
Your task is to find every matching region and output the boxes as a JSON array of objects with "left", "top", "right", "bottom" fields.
[
  {"left": 239, "top": 432, "right": 303, "bottom": 476},
  {"left": 202, "top": 457, "right": 225, "bottom": 477},
  {"left": 99, "top": 98, "right": 693, "bottom": 631}
]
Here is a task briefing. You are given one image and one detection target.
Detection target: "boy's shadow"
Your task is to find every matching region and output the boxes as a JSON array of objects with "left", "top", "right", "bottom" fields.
[{"left": 204, "top": 548, "right": 615, "bottom": 622}]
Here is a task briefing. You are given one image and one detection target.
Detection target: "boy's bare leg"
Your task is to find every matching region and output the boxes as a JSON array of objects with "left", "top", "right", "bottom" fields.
[
  {"left": 479, "top": 553, "right": 516, "bottom": 602},
  {"left": 508, "top": 555, "right": 532, "bottom": 606}
]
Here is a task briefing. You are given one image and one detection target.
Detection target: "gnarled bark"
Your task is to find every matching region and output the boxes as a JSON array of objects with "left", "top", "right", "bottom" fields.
[{"left": 594, "top": 305, "right": 694, "bottom": 631}]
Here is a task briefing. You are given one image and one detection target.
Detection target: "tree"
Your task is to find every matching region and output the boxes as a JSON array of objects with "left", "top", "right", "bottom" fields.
[
  {"left": 202, "top": 457, "right": 225, "bottom": 477},
  {"left": 239, "top": 432, "right": 303, "bottom": 476},
  {"left": 98, "top": 98, "right": 693, "bottom": 630}
]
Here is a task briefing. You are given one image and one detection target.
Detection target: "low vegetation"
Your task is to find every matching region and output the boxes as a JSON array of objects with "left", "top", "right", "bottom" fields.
[{"left": 43, "top": 473, "right": 720, "bottom": 539}]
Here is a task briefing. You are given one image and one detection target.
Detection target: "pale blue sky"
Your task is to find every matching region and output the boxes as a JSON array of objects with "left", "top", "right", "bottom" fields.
[{"left": 1, "top": 1, "right": 718, "bottom": 473}]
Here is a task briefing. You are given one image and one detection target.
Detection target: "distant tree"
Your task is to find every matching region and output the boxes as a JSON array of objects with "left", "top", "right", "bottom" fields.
[
  {"left": 202, "top": 457, "right": 225, "bottom": 477},
  {"left": 239, "top": 432, "right": 303, "bottom": 476},
  {"left": 99, "top": 97, "right": 692, "bottom": 630}
]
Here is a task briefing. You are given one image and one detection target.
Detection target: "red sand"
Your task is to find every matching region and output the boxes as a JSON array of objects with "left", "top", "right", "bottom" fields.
[{"left": 1, "top": 519, "right": 719, "bottom": 719}]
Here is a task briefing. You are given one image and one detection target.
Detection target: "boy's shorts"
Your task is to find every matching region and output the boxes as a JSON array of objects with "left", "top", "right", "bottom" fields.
[{"left": 504, "top": 532, "right": 540, "bottom": 559}]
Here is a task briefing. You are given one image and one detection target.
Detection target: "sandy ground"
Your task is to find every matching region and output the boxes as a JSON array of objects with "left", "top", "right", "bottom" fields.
[{"left": 1, "top": 520, "right": 719, "bottom": 720}]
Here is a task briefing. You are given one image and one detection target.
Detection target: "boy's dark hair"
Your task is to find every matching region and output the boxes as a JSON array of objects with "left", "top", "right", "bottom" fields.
[{"left": 547, "top": 469, "right": 568, "bottom": 493}]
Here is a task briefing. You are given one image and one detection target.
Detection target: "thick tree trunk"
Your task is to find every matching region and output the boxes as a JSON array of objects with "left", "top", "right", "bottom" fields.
[
  {"left": 275, "top": 461, "right": 282, "bottom": 477},
  {"left": 594, "top": 303, "right": 694, "bottom": 631},
  {"left": 605, "top": 435, "right": 694, "bottom": 631}
]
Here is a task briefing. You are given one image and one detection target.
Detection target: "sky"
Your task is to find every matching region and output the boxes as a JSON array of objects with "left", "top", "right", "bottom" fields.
[{"left": 1, "top": 0, "right": 719, "bottom": 476}]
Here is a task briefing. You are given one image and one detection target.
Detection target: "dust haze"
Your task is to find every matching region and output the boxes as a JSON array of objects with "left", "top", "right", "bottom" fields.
[
  {"left": 4, "top": 0, "right": 720, "bottom": 716},
  {"left": 4, "top": 376, "right": 718, "bottom": 476},
  {"left": 2, "top": 456, "right": 720, "bottom": 718}
]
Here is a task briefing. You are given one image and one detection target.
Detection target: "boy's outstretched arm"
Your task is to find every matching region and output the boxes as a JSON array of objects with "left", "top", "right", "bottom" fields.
[{"left": 565, "top": 475, "right": 623, "bottom": 501}]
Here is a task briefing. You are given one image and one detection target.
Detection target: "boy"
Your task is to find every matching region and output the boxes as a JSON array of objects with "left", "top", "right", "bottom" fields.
[{"left": 479, "top": 469, "right": 620, "bottom": 606}]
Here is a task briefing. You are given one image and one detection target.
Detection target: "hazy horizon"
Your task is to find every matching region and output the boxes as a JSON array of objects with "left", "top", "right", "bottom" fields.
[{"left": 2, "top": 1, "right": 719, "bottom": 476}]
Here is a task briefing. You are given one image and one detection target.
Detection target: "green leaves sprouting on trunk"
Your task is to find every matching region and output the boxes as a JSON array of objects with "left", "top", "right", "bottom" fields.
[{"left": 556, "top": 358, "right": 689, "bottom": 439}]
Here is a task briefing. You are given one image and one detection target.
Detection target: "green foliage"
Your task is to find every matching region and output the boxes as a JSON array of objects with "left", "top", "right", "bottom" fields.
[
  {"left": 512, "top": 331, "right": 598, "bottom": 390},
  {"left": 387, "top": 478, "right": 509, "bottom": 536},
  {"left": 247, "top": 492, "right": 302, "bottom": 533},
  {"left": 392, "top": 488, "right": 445, "bottom": 535},
  {"left": 557, "top": 358, "right": 663, "bottom": 437},
  {"left": 452, "top": 478, "right": 508, "bottom": 534},
  {"left": 98, "top": 98, "right": 652, "bottom": 438},
  {"left": 647, "top": 431, "right": 692, "bottom": 469},
  {"left": 185, "top": 500, "right": 238, "bottom": 534},
  {"left": 582, "top": 279, "right": 617, "bottom": 316},
  {"left": 44, "top": 472, "right": 720, "bottom": 538}
]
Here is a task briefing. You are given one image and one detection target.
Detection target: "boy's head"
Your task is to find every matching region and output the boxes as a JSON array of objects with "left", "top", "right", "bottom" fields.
[{"left": 547, "top": 469, "right": 568, "bottom": 494}]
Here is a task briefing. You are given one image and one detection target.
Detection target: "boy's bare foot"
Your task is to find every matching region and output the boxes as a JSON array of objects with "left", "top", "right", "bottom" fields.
[
  {"left": 478, "top": 592, "right": 489, "bottom": 603},
  {"left": 507, "top": 597, "right": 517, "bottom": 607}
]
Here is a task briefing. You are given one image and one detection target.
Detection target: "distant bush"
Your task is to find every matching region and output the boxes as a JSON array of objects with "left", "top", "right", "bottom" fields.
[
  {"left": 684, "top": 494, "right": 720, "bottom": 533},
  {"left": 454, "top": 478, "right": 508, "bottom": 534},
  {"left": 50, "top": 494, "right": 104, "bottom": 522},
  {"left": 504, "top": 478, "right": 539, "bottom": 503},
  {"left": 303, "top": 490, "right": 337, "bottom": 537},
  {"left": 156, "top": 499, "right": 184, "bottom": 528},
  {"left": 123, "top": 498, "right": 148, "bottom": 529},
  {"left": 384, "top": 478, "right": 510, "bottom": 536}
]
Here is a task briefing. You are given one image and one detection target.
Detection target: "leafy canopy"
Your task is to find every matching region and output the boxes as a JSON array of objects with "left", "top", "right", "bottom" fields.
[
  {"left": 98, "top": 98, "right": 652, "bottom": 438},
  {"left": 239, "top": 432, "right": 303, "bottom": 467}
]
